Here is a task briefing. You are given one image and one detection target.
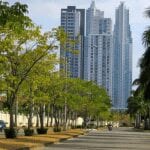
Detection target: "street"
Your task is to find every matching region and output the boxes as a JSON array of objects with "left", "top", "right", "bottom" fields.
[{"left": 44, "top": 127, "right": 150, "bottom": 150}]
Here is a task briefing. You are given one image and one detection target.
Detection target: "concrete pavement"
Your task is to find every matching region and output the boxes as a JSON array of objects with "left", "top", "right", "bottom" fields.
[{"left": 43, "top": 127, "right": 150, "bottom": 150}]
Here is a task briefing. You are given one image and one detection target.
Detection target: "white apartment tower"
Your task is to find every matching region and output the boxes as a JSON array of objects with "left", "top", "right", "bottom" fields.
[{"left": 84, "top": 1, "right": 113, "bottom": 97}]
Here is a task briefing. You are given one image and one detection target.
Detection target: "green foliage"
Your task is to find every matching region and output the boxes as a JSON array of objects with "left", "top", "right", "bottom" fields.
[
  {"left": 24, "top": 128, "right": 34, "bottom": 136},
  {"left": 0, "top": 1, "right": 111, "bottom": 131},
  {"left": 0, "top": 1, "right": 32, "bottom": 29},
  {"left": 127, "top": 7, "right": 150, "bottom": 130},
  {"left": 0, "top": 1, "right": 59, "bottom": 130},
  {"left": 127, "top": 90, "right": 149, "bottom": 118},
  {"left": 48, "top": 77, "right": 111, "bottom": 120},
  {"left": 36, "top": 128, "right": 48, "bottom": 134},
  {"left": 137, "top": 7, "right": 150, "bottom": 101},
  {"left": 4, "top": 128, "right": 17, "bottom": 138}
]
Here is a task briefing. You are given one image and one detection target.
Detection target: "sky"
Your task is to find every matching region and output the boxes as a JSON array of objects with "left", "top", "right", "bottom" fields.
[{"left": 8, "top": 0, "right": 150, "bottom": 81}]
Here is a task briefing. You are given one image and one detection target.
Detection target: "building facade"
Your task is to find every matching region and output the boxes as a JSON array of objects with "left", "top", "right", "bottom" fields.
[
  {"left": 112, "top": 2, "right": 132, "bottom": 109},
  {"left": 60, "top": 6, "right": 85, "bottom": 78},
  {"left": 84, "top": 1, "right": 113, "bottom": 97}
]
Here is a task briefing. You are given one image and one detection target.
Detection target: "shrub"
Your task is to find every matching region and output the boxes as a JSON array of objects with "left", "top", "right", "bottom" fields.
[
  {"left": 24, "top": 128, "right": 34, "bottom": 136},
  {"left": 76, "top": 125, "right": 82, "bottom": 129},
  {"left": 4, "top": 128, "right": 17, "bottom": 138},
  {"left": 36, "top": 128, "right": 48, "bottom": 134}
]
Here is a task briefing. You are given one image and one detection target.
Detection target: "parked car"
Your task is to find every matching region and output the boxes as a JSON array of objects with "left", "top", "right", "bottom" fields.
[{"left": 0, "top": 120, "right": 6, "bottom": 131}]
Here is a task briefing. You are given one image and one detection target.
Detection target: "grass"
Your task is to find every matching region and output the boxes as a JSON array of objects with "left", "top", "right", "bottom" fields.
[{"left": 0, "top": 129, "right": 85, "bottom": 150}]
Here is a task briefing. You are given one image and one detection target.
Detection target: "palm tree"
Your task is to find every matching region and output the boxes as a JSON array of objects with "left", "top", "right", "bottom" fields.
[
  {"left": 131, "top": 7, "right": 150, "bottom": 129},
  {"left": 127, "top": 90, "right": 148, "bottom": 128},
  {"left": 140, "top": 7, "right": 150, "bottom": 101}
]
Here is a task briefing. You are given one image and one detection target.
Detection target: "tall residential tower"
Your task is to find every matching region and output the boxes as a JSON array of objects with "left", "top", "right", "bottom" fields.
[
  {"left": 61, "top": 6, "right": 85, "bottom": 78},
  {"left": 112, "top": 2, "right": 132, "bottom": 109},
  {"left": 84, "top": 1, "right": 113, "bottom": 97}
]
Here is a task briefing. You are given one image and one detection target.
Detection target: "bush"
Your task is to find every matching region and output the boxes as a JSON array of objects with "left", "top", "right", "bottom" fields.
[
  {"left": 53, "top": 126, "right": 61, "bottom": 132},
  {"left": 36, "top": 128, "right": 48, "bottom": 134},
  {"left": 24, "top": 128, "right": 34, "bottom": 136},
  {"left": 4, "top": 128, "right": 17, "bottom": 138},
  {"left": 76, "top": 125, "right": 82, "bottom": 129},
  {"left": 71, "top": 125, "right": 83, "bottom": 129}
]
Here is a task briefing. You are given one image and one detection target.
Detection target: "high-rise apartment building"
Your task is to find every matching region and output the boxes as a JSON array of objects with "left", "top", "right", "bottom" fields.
[
  {"left": 86, "top": 1, "right": 104, "bottom": 35},
  {"left": 112, "top": 2, "right": 132, "bottom": 109},
  {"left": 84, "top": 1, "right": 113, "bottom": 97},
  {"left": 60, "top": 6, "right": 85, "bottom": 78}
]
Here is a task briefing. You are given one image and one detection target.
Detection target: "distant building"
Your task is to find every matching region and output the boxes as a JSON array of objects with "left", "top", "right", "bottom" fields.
[
  {"left": 84, "top": 1, "right": 113, "bottom": 97},
  {"left": 60, "top": 6, "right": 85, "bottom": 78},
  {"left": 112, "top": 2, "right": 132, "bottom": 109},
  {"left": 86, "top": 0, "right": 104, "bottom": 35}
]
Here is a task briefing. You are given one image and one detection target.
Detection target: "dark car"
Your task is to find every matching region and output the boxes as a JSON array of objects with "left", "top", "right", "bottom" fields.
[{"left": 0, "top": 120, "right": 6, "bottom": 131}]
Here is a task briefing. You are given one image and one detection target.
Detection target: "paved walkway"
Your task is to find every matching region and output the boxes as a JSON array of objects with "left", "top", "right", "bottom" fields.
[{"left": 43, "top": 127, "right": 150, "bottom": 150}]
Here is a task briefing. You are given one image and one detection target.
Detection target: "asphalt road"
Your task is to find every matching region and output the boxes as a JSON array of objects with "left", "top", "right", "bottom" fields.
[{"left": 43, "top": 127, "right": 150, "bottom": 150}]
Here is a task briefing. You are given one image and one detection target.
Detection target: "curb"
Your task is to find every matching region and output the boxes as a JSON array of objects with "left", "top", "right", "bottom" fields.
[
  {"left": 16, "top": 147, "right": 32, "bottom": 150},
  {"left": 16, "top": 132, "right": 85, "bottom": 150}
]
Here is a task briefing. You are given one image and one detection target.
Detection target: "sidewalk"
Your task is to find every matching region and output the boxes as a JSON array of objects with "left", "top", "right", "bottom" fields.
[{"left": 0, "top": 129, "right": 86, "bottom": 150}]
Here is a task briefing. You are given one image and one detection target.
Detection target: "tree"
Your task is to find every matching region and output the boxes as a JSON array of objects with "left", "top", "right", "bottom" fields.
[
  {"left": 127, "top": 91, "right": 147, "bottom": 128},
  {"left": 137, "top": 7, "right": 150, "bottom": 101},
  {"left": 33, "top": 58, "right": 57, "bottom": 131},
  {"left": 19, "top": 54, "right": 57, "bottom": 129},
  {"left": 130, "top": 7, "right": 150, "bottom": 129},
  {"left": 0, "top": 1, "right": 58, "bottom": 135},
  {"left": 66, "top": 80, "right": 111, "bottom": 128}
]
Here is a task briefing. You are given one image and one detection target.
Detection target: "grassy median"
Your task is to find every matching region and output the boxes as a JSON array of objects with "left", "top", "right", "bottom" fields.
[{"left": 0, "top": 129, "right": 85, "bottom": 150}]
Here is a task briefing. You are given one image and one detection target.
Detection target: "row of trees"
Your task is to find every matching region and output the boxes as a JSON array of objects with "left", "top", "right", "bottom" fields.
[
  {"left": 127, "top": 7, "right": 150, "bottom": 130},
  {"left": 0, "top": 1, "right": 111, "bottom": 137}
]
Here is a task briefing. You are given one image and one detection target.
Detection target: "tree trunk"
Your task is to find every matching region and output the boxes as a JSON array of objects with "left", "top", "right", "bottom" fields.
[
  {"left": 15, "top": 100, "right": 18, "bottom": 127},
  {"left": 144, "top": 117, "right": 148, "bottom": 130},
  {"left": 39, "top": 104, "right": 45, "bottom": 129},
  {"left": 60, "top": 108, "right": 63, "bottom": 126},
  {"left": 70, "top": 111, "right": 74, "bottom": 127},
  {"left": 58, "top": 108, "right": 61, "bottom": 125},
  {"left": 9, "top": 107, "right": 14, "bottom": 129},
  {"left": 28, "top": 101, "right": 33, "bottom": 129},
  {"left": 75, "top": 112, "right": 77, "bottom": 128},
  {"left": 8, "top": 93, "right": 16, "bottom": 129},
  {"left": 63, "top": 101, "right": 67, "bottom": 130},
  {"left": 144, "top": 107, "right": 150, "bottom": 130},
  {"left": 135, "top": 113, "right": 141, "bottom": 128},
  {"left": 28, "top": 86, "right": 34, "bottom": 129},
  {"left": 46, "top": 103, "right": 50, "bottom": 127},
  {"left": 96, "top": 116, "right": 99, "bottom": 128},
  {"left": 68, "top": 110, "right": 71, "bottom": 127},
  {"left": 53, "top": 106, "right": 60, "bottom": 130},
  {"left": 36, "top": 113, "right": 39, "bottom": 127},
  {"left": 50, "top": 104, "right": 54, "bottom": 127}
]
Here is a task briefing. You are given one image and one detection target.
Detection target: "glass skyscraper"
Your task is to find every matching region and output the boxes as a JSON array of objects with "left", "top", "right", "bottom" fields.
[{"left": 112, "top": 2, "right": 132, "bottom": 110}]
